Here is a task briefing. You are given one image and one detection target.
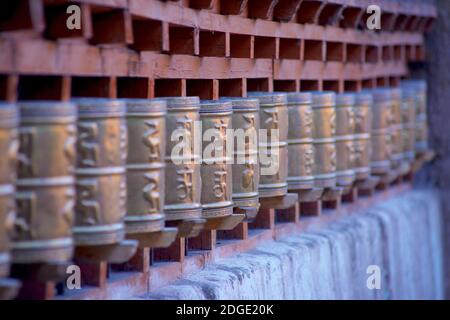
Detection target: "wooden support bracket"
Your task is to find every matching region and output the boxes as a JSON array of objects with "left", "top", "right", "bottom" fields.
[
  {"left": 126, "top": 227, "right": 178, "bottom": 249},
  {"left": 259, "top": 193, "right": 298, "bottom": 210},
  {"left": 203, "top": 214, "right": 246, "bottom": 231},
  {"left": 74, "top": 240, "right": 138, "bottom": 264}
]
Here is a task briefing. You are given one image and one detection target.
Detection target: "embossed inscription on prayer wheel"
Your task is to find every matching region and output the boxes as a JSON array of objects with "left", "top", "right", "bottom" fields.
[
  {"left": 401, "top": 80, "right": 428, "bottom": 153},
  {"left": 368, "top": 89, "right": 393, "bottom": 175},
  {"left": 73, "top": 99, "right": 127, "bottom": 246},
  {"left": 286, "top": 92, "right": 315, "bottom": 190},
  {"left": 310, "top": 92, "right": 337, "bottom": 188},
  {"left": 124, "top": 99, "right": 166, "bottom": 234},
  {"left": 390, "top": 89, "right": 403, "bottom": 168},
  {"left": 163, "top": 97, "right": 202, "bottom": 221},
  {"left": 353, "top": 93, "right": 373, "bottom": 180},
  {"left": 248, "top": 92, "right": 289, "bottom": 198},
  {"left": 222, "top": 98, "right": 260, "bottom": 210},
  {"left": 199, "top": 101, "right": 233, "bottom": 218},
  {"left": 335, "top": 93, "right": 356, "bottom": 187},
  {"left": 0, "top": 103, "right": 18, "bottom": 276},
  {"left": 13, "top": 102, "right": 76, "bottom": 263},
  {"left": 400, "top": 88, "right": 417, "bottom": 162}
]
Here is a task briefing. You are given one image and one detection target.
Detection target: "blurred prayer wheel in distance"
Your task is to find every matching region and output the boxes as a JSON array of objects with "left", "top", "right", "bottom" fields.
[
  {"left": 401, "top": 80, "right": 428, "bottom": 154},
  {"left": 335, "top": 93, "right": 356, "bottom": 187},
  {"left": 400, "top": 88, "right": 417, "bottom": 164},
  {"left": 73, "top": 99, "right": 127, "bottom": 246},
  {"left": 310, "top": 91, "right": 337, "bottom": 188},
  {"left": 163, "top": 97, "right": 202, "bottom": 222},
  {"left": 0, "top": 103, "right": 18, "bottom": 276},
  {"left": 199, "top": 100, "right": 234, "bottom": 220},
  {"left": 353, "top": 93, "right": 373, "bottom": 181},
  {"left": 368, "top": 89, "right": 393, "bottom": 176},
  {"left": 389, "top": 89, "right": 404, "bottom": 169},
  {"left": 124, "top": 99, "right": 166, "bottom": 234},
  {"left": 248, "top": 92, "right": 289, "bottom": 198},
  {"left": 222, "top": 98, "right": 260, "bottom": 215},
  {"left": 13, "top": 101, "right": 77, "bottom": 263},
  {"left": 286, "top": 92, "right": 315, "bottom": 191}
]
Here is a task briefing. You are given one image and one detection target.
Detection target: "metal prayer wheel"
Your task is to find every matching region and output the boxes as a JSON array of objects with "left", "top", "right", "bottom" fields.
[
  {"left": 286, "top": 92, "right": 315, "bottom": 190},
  {"left": 400, "top": 88, "right": 417, "bottom": 163},
  {"left": 353, "top": 93, "right": 373, "bottom": 180},
  {"left": 73, "top": 99, "right": 127, "bottom": 246},
  {"left": 13, "top": 102, "right": 77, "bottom": 263},
  {"left": 248, "top": 92, "right": 289, "bottom": 198},
  {"left": 222, "top": 98, "right": 260, "bottom": 211},
  {"left": 401, "top": 80, "right": 428, "bottom": 153},
  {"left": 368, "top": 89, "right": 393, "bottom": 175},
  {"left": 389, "top": 89, "right": 403, "bottom": 169},
  {"left": 124, "top": 99, "right": 166, "bottom": 234},
  {"left": 310, "top": 92, "right": 337, "bottom": 188},
  {"left": 199, "top": 101, "right": 234, "bottom": 219},
  {"left": 335, "top": 93, "right": 356, "bottom": 187},
  {"left": 163, "top": 97, "right": 202, "bottom": 221},
  {"left": 0, "top": 103, "right": 18, "bottom": 276}
]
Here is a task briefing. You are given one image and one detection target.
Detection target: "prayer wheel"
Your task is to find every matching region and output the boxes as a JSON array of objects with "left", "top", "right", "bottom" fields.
[
  {"left": 286, "top": 92, "right": 315, "bottom": 190},
  {"left": 390, "top": 89, "right": 404, "bottom": 169},
  {"left": 335, "top": 93, "right": 356, "bottom": 187},
  {"left": 13, "top": 101, "right": 77, "bottom": 263},
  {"left": 199, "top": 101, "right": 234, "bottom": 219},
  {"left": 124, "top": 99, "right": 166, "bottom": 234},
  {"left": 401, "top": 80, "right": 428, "bottom": 153},
  {"left": 222, "top": 98, "right": 260, "bottom": 212},
  {"left": 248, "top": 92, "right": 289, "bottom": 198},
  {"left": 163, "top": 97, "right": 202, "bottom": 221},
  {"left": 310, "top": 92, "right": 337, "bottom": 188},
  {"left": 73, "top": 99, "right": 127, "bottom": 246},
  {"left": 353, "top": 93, "right": 373, "bottom": 181},
  {"left": 0, "top": 103, "right": 18, "bottom": 276},
  {"left": 400, "top": 88, "right": 417, "bottom": 163},
  {"left": 369, "top": 89, "right": 393, "bottom": 176}
]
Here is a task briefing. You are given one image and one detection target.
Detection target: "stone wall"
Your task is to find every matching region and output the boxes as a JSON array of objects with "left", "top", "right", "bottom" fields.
[{"left": 142, "top": 190, "right": 443, "bottom": 300}]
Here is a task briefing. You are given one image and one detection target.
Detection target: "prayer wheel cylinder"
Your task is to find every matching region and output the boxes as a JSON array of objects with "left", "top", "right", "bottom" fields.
[
  {"left": 163, "top": 97, "right": 202, "bottom": 221},
  {"left": 353, "top": 93, "right": 373, "bottom": 181},
  {"left": 73, "top": 99, "right": 127, "bottom": 246},
  {"left": 390, "top": 89, "right": 404, "bottom": 169},
  {"left": 400, "top": 88, "right": 417, "bottom": 163},
  {"left": 124, "top": 99, "right": 166, "bottom": 234},
  {"left": 0, "top": 103, "right": 18, "bottom": 276},
  {"left": 310, "top": 92, "right": 337, "bottom": 188},
  {"left": 369, "top": 89, "right": 393, "bottom": 175},
  {"left": 199, "top": 101, "right": 234, "bottom": 218},
  {"left": 401, "top": 80, "right": 428, "bottom": 153},
  {"left": 248, "top": 92, "right": 289, "bottom": 198},
  {"left": 286, "top": 92, "right": 315, "bottom": 190},
  {"left": 13, "top": 102, "right": 77, "bottom": 263},
  {"left": 223, "top": 98, "right": 260, "bottom": 211},
  {"left": 335, "top": 93, "right": 356, "bottom": 187}
]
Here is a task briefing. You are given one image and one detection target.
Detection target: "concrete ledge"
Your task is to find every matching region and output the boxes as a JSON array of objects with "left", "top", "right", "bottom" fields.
[{"left": 142, "top": 189, "right": 443, "bottom": 300}]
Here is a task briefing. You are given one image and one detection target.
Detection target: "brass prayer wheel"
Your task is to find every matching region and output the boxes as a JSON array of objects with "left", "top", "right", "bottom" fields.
[
  {"left": 400, "top": 88, "right": 417, "bottom": 163},
  {"left": 389, "top": 89, "right": 403, "bottom": 169},
  {"left": 199, "top": 101, "right": 234, "bottom": 218},
  {"left": 124, "top": 99, "right": 166, "bottom": 234},
  {"left": 222, "top": 98, "right": 260, "bottom": 211},
  {"left": 401, "top": 80, "right": 428, "bottom": 153},
  {"left": 73, "top": 99, "right": 127, "bottom": 246},
  {"left": 0, "top": 103, "right": 18, "bottom": 276},
  {"left": 353, "top": 93, "right": 373, "bottom": 180},
  {"left": 335, "top": 93, "right": 356, "bottom": 187},
  {"left": 163, "top": 97, "right": 202, "bottom": 221},
  {"left": 368, "top": 89, "right": 393, "bottom": 175},
  {"left": 286, "top": 92, "right": 315, "bottom": 190},
  {"left": 310, "top": 91, "right": 337, "bottom": 188},
  {"left": 248, "top": 92, "right": 289, "bottom": 198},
  {"left": 13, "top": 102, "right": 77, "bottom": 263}
]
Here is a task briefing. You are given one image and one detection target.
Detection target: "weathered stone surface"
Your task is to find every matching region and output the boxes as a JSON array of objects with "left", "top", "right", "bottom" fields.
[{"left": 141, "top": 190, "right": 443, "bottom": 300}]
